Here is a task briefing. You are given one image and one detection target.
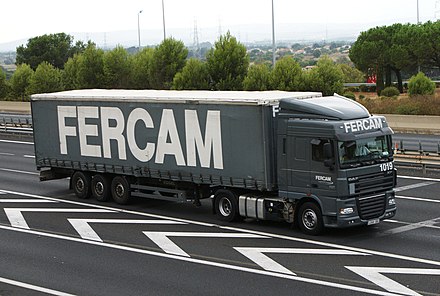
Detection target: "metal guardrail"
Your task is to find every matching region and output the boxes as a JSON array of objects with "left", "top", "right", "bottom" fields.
[
  {"left": 394, "top": 149, "right": 440, "bottom": 174},
  {"left": 0, "top": 114, "right": 33, "bottom": 127},
  {"left": 0, "top": 126, "right": 33, "bottom": 135},
  {"left": 0, "top": 113, "right": 33, "bottom": 135}
]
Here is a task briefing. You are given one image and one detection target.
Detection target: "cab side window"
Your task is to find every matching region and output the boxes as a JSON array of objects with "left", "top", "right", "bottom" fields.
[{"left": 311, "top": 139, "right": 330, "bottom": 162}]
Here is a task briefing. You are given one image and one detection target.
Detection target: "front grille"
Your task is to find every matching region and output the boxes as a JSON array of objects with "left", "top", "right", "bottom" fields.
[
  {"left": 354, "top": 171, "right": 394, "bottom": 196},
  {"left": 357, "top": 193, "right": 386, "bottom": 220},
  {"left": 352, "top": 171, "right": 394, "bottom": 220}
]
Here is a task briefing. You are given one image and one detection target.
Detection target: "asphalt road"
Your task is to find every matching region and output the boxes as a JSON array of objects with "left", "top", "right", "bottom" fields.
[{"left": 0, "top": 137, "right": 439, "bottom": 296}]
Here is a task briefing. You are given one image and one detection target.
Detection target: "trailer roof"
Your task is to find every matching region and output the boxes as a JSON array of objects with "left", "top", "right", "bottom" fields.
[{"left": 31, "top": 89, "right": 322, "bottom": 105}]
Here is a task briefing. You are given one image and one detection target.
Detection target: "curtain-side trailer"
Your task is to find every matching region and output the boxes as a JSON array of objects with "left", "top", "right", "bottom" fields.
[{"left": 31, "top": 90, "right": 396, "bottom": 234}]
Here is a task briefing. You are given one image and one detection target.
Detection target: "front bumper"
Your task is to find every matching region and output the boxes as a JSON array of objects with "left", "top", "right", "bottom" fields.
[{"left": 323, "top": 190, "right": 397, "bottom": 228}]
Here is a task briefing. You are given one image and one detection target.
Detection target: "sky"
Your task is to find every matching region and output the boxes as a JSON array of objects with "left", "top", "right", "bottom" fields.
[{"left": 0, "top": 0, "right": 438, "bottom": 46}]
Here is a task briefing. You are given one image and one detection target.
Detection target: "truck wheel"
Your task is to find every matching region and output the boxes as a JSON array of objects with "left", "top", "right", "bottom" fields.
[
  {"left": 72, "top": 171, "right": 91, "bottom": 199},
  {"left": 297, "top": 202, "right": 324, "bottom": 235},
  {"left": 111, "top": 176, "right": 130, "bottom": 205},
  {"left": 214, "top": 190, "right": 239, "bottom": 222},
  {"left": 91, "top": 174, "right": 110, "bottom": 202}
]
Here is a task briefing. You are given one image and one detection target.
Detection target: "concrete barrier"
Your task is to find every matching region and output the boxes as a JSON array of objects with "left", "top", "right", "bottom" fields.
[
  {"left": 0, "top": 101, "right": 31, "bottom": 114},
  {"left": 380, "top": 114, "right": 440, "bottom": 135},
  {"left": 1, "top": 101, "right": 439, "bottom": 134}
]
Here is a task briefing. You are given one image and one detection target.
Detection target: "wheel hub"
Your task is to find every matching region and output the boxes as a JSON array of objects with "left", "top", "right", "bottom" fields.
[
  {"left": 76, "top": 178, "right": 84, "bottom": 192},
  {"left": 303, "top": 209, "right": 317, "bottom": 230},
  {"left": 219, "top": 197, "right": 232, "bottom": 217},
  {"left": 115, "top": 184, "right": 125, "bottom": 197},
  {"left": 95, "top": 182, "right": 104, "bottom": 195}
]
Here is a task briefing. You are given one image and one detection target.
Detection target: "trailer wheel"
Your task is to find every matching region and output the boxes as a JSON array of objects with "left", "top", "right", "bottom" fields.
[
  {"left": 72, "top": 171, "right": 91, "bottom": 199},
  {"left": 214, "top": 190, "right": 239, "bottom": 222},
  {"left": 91, "top": 174, "right": 110, "bottom": 202},
  {"left": 111, "top": 176, "right": 130, "bottom": 205},
  {"left": 297, "top": 202, "right": 324, "bottom": 235}
]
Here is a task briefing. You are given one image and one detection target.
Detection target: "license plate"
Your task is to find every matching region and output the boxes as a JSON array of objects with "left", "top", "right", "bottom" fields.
[{"left": 368, "top": 218, "right": 380, "bottom": 225}]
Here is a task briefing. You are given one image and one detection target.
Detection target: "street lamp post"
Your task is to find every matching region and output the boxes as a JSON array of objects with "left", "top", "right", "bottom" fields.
[
  {"left": 271, "top": 0, "right": 276, "bottom": 66},
  {"left": 138, "top": 10, "right": 143, "bottom": 50},
  {"left": 417, "top": 0, "right": 420, "bottom": 24},
  {"left": 162, "top": 0, "right": 166, "bottom": 40}
]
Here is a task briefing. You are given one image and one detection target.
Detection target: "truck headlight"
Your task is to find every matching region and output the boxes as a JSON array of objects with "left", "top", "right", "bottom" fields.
[
  {"left": 339, "top": 207, "right": 354, "bottom": 215},
  {"left": 388, "top": 198, "right": 396, "bottom": 206}
]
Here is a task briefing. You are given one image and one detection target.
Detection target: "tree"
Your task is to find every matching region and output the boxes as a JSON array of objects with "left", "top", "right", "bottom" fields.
[
  {"left": 27, "top": 62, "right": 63, "bottom": 95},
  {"left": 0, "top": 68, "right": 8, "bottom": 99},
  {"left": 16, "top": 33, "right": 86, "bottom": 70},
  {"left": 62, "top": 54, "right": 81, "bottom": 90},
  {"left": 414, "top": 21, "right": 440, "bottom": 70},
  {"left": 77, "top": 43, "right": 105, "bottom": 89},
  {"left": 350, "top": 23, "right": 426, "bottom": 94},
  {"left": 9, "top": 64, "right": 34, "bottom": 101},
  {"left": 243, "top": 63, "right": 271, "bottom": 91},
  {"left": 130, "top": 47, "right": 154, "bottom": 89},
  {"left": 306, "top": 56, "right": 344, "bottom": 96},
  {"left": 172, "top": 58, "right": 210, "bottom": 90},
  {"left": 338, "top": 64, "right": 365, "bottom": 83},
  {"left": 149, "top": 38, "right": 188, "bottom": 89},
  {"left": 206, "top": 31, "right": 249, "bottom": 90},
  {"left": 270, "top": 56, "right": 304, "bottom": 91},
  {"left": 350, "top": 26, "right": 388, "bottom": 94},
  {"left": 103, "top": 46, "right": 131, "bottom": 89}
]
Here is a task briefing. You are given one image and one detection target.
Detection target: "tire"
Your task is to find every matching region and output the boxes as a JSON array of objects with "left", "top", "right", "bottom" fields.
[
  {"left": 111, "top": 176, "right": 130, "bottom": 205},
  {"left": 91, "top": 174, "right": 110, "bottom": 202},
  {"left": 72, "top": 171, "right": 91, "bottom": 199},
  {"left": 297, "top": 202, "right": 324, "bottom": 235},
  {"left": 214, "top": 189, "right": 239, "bottom": 222}
]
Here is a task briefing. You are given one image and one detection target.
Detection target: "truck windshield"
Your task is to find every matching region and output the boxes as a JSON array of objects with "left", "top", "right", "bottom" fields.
[{"left": 338, "top": 136, "right": 392, "bottom": 168}]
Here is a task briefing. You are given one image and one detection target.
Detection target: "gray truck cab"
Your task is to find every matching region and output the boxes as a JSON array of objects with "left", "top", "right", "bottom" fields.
[{"left": 276, "top": 95, "right": 396, "bottom": 234}]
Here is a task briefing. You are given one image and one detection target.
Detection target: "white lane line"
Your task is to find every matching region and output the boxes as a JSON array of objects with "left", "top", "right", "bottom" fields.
[
  {"left": 3, "top": 189, "right": 440, "bottom": 268},
  {"left": 0, "top": 224, "right": 401, "bottom": 296},
  {"left": 0, "top": 276, "right": 74, "bottom": 296},
  {"left": 396, "top": 195, "right": 440, "bottom": 204},
  {"left": 234, "top": 248, "right": 369, "bottom": 275},
  {"left": 398, "top": 175, "right": 440, "bottom": 182},
  {"left": 395, "top": 182, "right": 436, "bottom": 192},
  {"left": 143, "top": 232, "right": 267, "bottom": 257},
  {"left": 0, "top": 139, "right": 33, "bottom": 145},
  {"left": 4, "top": 208, "right": 115, "bottom": 229},
  {"left": 68, "top": 219, "right": 186, "bottom": 242},
  {"left": 0, "top": 168, "right": 39, "bottom": 175},
  {"left": 0, "top": 199, "right": 57, "bottom": 203},
  {"left": 0, "top": 152, "right": 14, "bottom": 156},
  {"left": 381, "top": 217, "right": 440, "bottom": 236},
  {"left": 23, "top": 155, "right": 35, "bottom": 158},
  {"left": 385, "top": 220, "right": 440, "bottom": 230},
  {"left": 346, "top": 266, "right": 440, "bottom": 296}
]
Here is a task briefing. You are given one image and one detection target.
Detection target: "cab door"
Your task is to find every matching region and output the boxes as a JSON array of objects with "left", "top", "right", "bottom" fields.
[
  {"left": 310, "top": 138, "right": 337, "bottom": 197},
  {"left": 286, "top": 136, "right": 311, "bottom": 197}
]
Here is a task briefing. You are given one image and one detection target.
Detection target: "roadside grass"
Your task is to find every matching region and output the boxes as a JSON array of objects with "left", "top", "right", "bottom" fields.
[{"left": 355, "top": 88, "right": 440, "bottom": 115}]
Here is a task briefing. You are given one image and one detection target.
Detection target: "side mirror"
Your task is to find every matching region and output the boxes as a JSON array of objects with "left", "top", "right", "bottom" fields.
[
  {"left": 323, "top": 143, "right": 333, "bottom": 159},
  {"left": 323, "top": 143, "right": 334, "bottom": 169}
]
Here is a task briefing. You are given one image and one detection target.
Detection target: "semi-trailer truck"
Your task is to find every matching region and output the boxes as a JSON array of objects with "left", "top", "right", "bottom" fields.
[{"left": 31, "top": 89, "right": 396, "bottom": 235}]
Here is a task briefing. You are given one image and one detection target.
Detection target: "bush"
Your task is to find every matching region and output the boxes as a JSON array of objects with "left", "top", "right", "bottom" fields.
[
  {"left": 380, "top": 86, "right": 400, "bottom": 98},
  {"left": 359, "top": 94, "right": 365, "bottom": 99},
  {"left": 343, "top": 92, "right": 356, "bottom": 100},
  {"left": 408, "top": 72, "right": 435, "bottom": 97},
  {"left": 345, "top": 86, "right": 360, "bottom": 92}
]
